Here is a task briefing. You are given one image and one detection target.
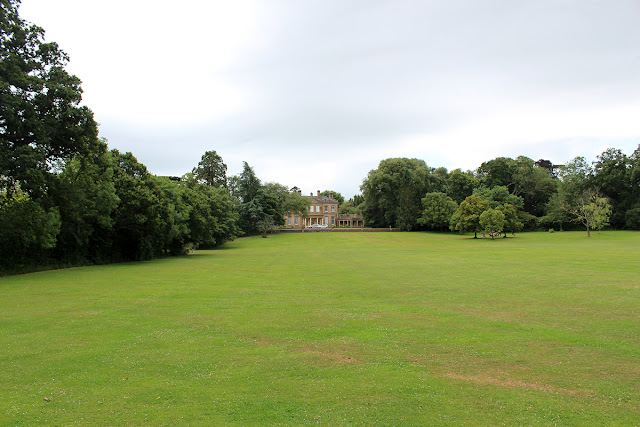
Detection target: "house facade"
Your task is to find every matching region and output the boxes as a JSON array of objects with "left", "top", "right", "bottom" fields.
[{"left": 284, "top": 190, "right": 364, "bottom": 228}]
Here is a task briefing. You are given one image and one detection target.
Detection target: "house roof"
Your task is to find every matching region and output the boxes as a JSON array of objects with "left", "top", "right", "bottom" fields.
[{"left": 307, "top": 195, "right": 338, "bottom": 204}]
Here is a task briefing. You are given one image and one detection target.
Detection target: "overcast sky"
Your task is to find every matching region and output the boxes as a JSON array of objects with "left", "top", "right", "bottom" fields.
[{"left": 19, "top": 0, "right": 640, "bottom": 198}]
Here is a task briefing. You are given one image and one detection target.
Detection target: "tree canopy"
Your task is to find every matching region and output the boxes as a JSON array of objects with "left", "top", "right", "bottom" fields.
[
  {"left": 1, "top": 0, "right": 99, "bottom": 197},
  {"left": 192, "top": 150, "right": 227, "bottom": 188},
  {"left": 361, "top": 158, "right": 438, "bottom": 230}
]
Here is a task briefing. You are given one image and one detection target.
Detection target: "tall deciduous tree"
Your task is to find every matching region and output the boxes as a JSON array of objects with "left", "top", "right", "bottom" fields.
[
  {"left": 565, "top": 189, "right": 612, "bottom": 237},
  {"left": 512, "top": 156, "right": 558, "bottom": 217},
  {"left": 361, "top": 158, "right": 436, "bottom": 230},
  {"left": 473, "top": 185, "right": 524, "bottom": 210},
  {"left": 591, "top": 148, "right": 632, "bottom": 228},
  {"left": 446, "top": 169, "right": 479, "bottom": 203},
  {"left": 417, "top": 192, "right": 458, "bottom": 231},
  {"left": 0, "top": 0, "right": 99, "bottom": 197},
  {"left": 496, "top": 203, "right": 522, "bottom": 237},
  {"left": 479, "top": 208, "right": 505, "bottom": 238},
  {"left": 192, "top": 150, "right": 227, "bottom": 188},
  {"left": 476, "top": 157, "right": 517, "bottom": 192},
  {"left": 450, "top": 195, "right": 490, "bottom": 238}
]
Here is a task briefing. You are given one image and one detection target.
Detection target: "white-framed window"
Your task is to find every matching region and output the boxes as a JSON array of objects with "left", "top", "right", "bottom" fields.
[
  {"left": 287, "top": 217, "right": 292, "bottom": 225},
  {"left": 309, "top": 206, "right": 313, "bottom": 212},
  {"left": 324, "top": 216, "right": 329, "bottom": 225},
  {"left": 331, "top": 216, "right": 335, "bottom": 225},
  {"left": 316, "top": 206, "right": 320, "bottom": 212},
  {"left": 294, "top": 216, "right": 299, "bottom": 225},
  {"left": 331, "top": 205, "right": 335, "bottom": 212},
  {"left": 324, "top": 205, "right": 328, "bottom": 212}
]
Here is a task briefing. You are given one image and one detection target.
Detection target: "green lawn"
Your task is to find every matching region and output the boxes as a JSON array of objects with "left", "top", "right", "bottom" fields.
[{"left": 1, "top": 231, "right": 639, "bottom": 425}]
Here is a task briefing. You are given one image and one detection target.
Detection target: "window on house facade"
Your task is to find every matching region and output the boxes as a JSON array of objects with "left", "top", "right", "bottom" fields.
[
  {"left": 331, "top": 205, "right": 335, "bottom": 212},
  {"left": 331, "top": 216, "right": 335, "bottom": 225},
  {"left": 316, "top": 206, "right": 320, "bottom": 212},
  {"left": 287, "top": 217, "right": 292, "bottom": 226},
  {"left": 324, "top": 205, "right": 328, "bottom": 212},
  {"left": 309, "top": 206, "right": 313, "bottom": 212},
  {"left": 294, "top": 216, "right": 299, "bottom": 225}
]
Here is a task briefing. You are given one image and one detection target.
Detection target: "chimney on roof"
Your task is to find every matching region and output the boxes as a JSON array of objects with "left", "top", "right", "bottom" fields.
[
  {"left": 329, "top": 192, "right": 334, "bottom": 199},
  {"left": 317, "top": 190, "right": 320, "bottom": 197},
  {"left": 298, "top": 190, "right": 301, "bottom": 196}
]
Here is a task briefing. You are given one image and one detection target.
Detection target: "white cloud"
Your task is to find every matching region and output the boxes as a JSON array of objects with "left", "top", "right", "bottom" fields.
[{"left": 18, "top": 0, "right": 640, "bottom": 198}]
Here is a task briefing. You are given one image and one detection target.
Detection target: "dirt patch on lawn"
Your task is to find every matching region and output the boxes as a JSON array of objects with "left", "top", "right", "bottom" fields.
[
  {"left": 297, "top": 347, "right": 359, "bottom": 364},
  {"left": 443, "top": 372, "right": 594, "bottom": 396}
]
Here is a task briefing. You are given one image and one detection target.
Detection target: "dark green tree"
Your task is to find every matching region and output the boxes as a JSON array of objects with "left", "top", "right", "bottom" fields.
[
  {"left": 0, "top": 0, "right": 99, "bottom": 197},
  {"left": 446, "top": 169, "right": 480, "bottom": 203},
  {"left": 591, "top": 148, "right": 632, "bottom": 228},
  {"left": 0, "top": 188, "right": 60, "bottom": 271},
  {"left": 48, "top": 138, "right": 119, "bottom": 263},
  {"left": 192, "top": 150, "right": 227, "bottom": 188},
  {"left": 361, "top": 158, "right": 436, "bottom": 230},
  {"left": 476, "top": 157, "right": 517, "bottom": 192},
  {"left": 417, "top": 192, "right": 458, "bottom": 231},
  {"left": 512, "top": 156, "right": 558, "bottom": 217},
  {"left": 473, "top": 185, "right": 524, "bottom": 210},
  {"left": 496, "top": 203, "right": 522, "bottom": 236}
]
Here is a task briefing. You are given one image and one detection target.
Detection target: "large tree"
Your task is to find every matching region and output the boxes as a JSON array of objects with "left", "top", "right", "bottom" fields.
[
  {"left": 591, "top": 148, "right": 633, "bottom": 228},
  {"left": 0, "top": 0, "right": 99, "bottom": 197},
  {"left": 479, "top": 208, "right": 505, "bottom": 239},
  {"left": 192, "top": 150, "right": 227, "bottom": 188},
  {"left": 564, "top": 189, "right": 612, "bottom": 237},
  {"left": 446, "top": 169, "right": 479, "bottom": 203},
  {"left": 512, "top": 156, "right": 558, "bottom": 217},
  {"left": 476, "top": 157, "right": 517, "bottom": 192},
  {"left": 417, "top": 192, "right": 458, "bottom": 231},
  {"left": 360, "top": 158, "right": 436, "bottom": 230},
  {"left": 450, "top": 195, "right": 490, "bottom": 238}
]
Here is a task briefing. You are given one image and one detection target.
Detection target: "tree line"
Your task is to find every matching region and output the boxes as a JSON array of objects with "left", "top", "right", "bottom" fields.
[
  {"left": 2, "top": 1, "right": 639, "bottom": 274},
  {"left": 359, "top": 150, "right": 640, "bottom": 237},
  {"left": 0, "top": 1, "right": 312, "bottom": 273}
]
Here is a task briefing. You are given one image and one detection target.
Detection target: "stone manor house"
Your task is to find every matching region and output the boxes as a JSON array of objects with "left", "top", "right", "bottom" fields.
[{"left": 284, "top": 191, "right": 364, "bottom": 228}]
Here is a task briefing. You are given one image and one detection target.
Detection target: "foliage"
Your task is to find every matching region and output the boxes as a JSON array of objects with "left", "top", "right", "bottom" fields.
[
  {"left": 476, "top": 157, "right": 517, "bottom": 192},
  {"left": 624, "top": 206, "right": 640, "bottom": 230},
  {"left": 445, "top": 169, "right": 479, "bottom": 203},
  {"left": 591, "top": 148, "right": 635, "bottom": 228},
  {"left": 417, "top": 192, "right": 458, "bottom": 231},
  {"left": 479, "top": 208, "right": 505, "bottom": 238},
  {"left": 0, "top": 0, "right": 99, "bottom": 197},
  {"left": 563, "top": 189, "right": 612, "bottom": 237},
  {"left": 496, "top": 203, "right": 522, "bottom": 236},
  {"left": 450, "top": 195, "right": 490, "bottom": 238},
  {"left": 512, "top": 156, "right": 558, "bottom": 217},
  {"left": 256, "top": 214, "right": 276, "bottom": 237},
  {"left": 192, "top": 150, "right": 227, "bottom": 188},
  {"left": 231, "top": 163, "right": 287, "bottom": 235},
  {"left": 361, "top": 158, "right": 437, "bottom": 230},
  {"left": 282, "top": 190, "right": 310, "bottom": 220},
  {"left": 0, "top": 189, "right": 60, "bottom": 270},
  {"left": 48, "top": 140, "right": 119, "bottom": 263},
  {"left": 320, "top": 190, "right": 344, "bottom": 205},
  {"left": 339, "top": 195, "right": 364, "bottom": 214},
  {"left": 473, "top": 185, "right": 524, "bottom": 210}
]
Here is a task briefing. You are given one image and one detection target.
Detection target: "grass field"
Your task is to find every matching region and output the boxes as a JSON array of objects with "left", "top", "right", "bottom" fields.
[{"left": 1, "top": 231, "right": 639, "bottom": 425}]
